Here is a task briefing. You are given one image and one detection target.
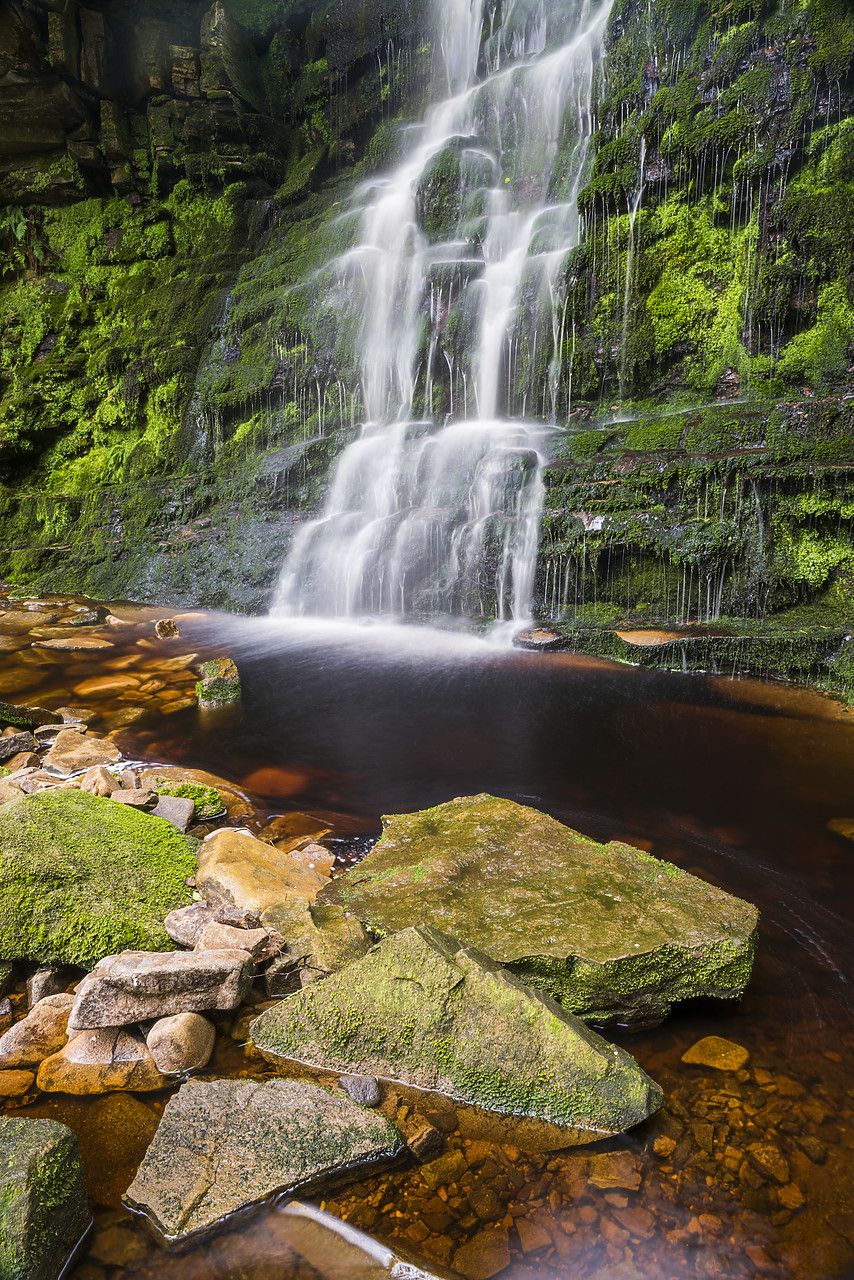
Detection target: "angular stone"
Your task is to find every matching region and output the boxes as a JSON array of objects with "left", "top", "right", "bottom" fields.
[
  {"left": 0, "top": 611, "right": 60, "bottom": 632},
  {"left": 124, "top": 1077, "right": 405, "bottom": 1239},
  {"left": 145, "top": 1013, "right": 215, "bottom": 1074},
  {"left": 68, "top": 948, "right": 254, "bottom": 1030},
  {"left": 213, "top": 903, "right": 262, "bottom": 929},
  {"left": 453, "top": 1225, "right": 510, "bottom": 1280},
  {"left": 291, "top": 842, "right": 335, "bottom": 877},
  {"left": 150, "top": 795, "right": 195, "bottom": 832},
  {"left": 42, "top": 730, "right": 121, "bottom": 775},
  {"left": 319, "top": 795, "right": 759, "bottom": 1028},
  {"left": 80, "top": 764, "right": 119, "bottom": 797},
  {"left": 0, "top": 998, "right": 12, "bottom": 1035},
  {"left": 0, "top": 994, "right": 74, "bottom": 1068},
  {"left": 164, "top": 903, "right": 215, "bottom": 948},
  {"left": 252, "top": 926, "right": 663, "bottom": 1136},
  {"left": 588, "top": 1150, "right": 642, "bottom": 1190},
  {"left": 195, "top": 920, "right": 272, "bottom": 960},
  {"left": 407, "top": 1123, "right": 443, "bottom": 1163},
  {"left": 0, "top": 731, "right": 37, "bottom": 761},
  {"left": 35, "top": 637, "right": 114, "bottom": 650},
  {"left": 0, "top": 790, "right": 197, "bottom": 966},
  {"left": 109, "top": 788, "right": 157, "bottom": 808},
  {"left": 0, "top": 779, "right": 24, "bottom": 804},
  {"left": 37, "top": 1027, "right": 169, "bottom": 1094},
  {"left": 0, "top": 1117, "right": 89, "bottom": 1280},
  {"left": 748, "top": 1144, "right": 790, "bottom": 1185},
  {"left": 6, "top": 751, "right": 41, "bottom": 771},
  {"left": 197, "top": 828, "right": 327, "bottom": 914},
  {"left": 256, "top": 812, "right": 333, "bottom": 853},
  {"left": 682, "top": 1035, "right": 750, "bottom": 1072}
]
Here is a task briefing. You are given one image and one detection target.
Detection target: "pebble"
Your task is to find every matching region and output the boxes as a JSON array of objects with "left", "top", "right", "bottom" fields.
[
  {"left": 682, "top": 1035, "right": 751, "bottom": 1072},
  {"left": 338, "top": 1074, "right": 382, "bottom": 1107}
]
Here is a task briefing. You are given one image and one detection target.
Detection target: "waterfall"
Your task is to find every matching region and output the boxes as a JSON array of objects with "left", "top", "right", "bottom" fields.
[{"left": 273, "top": 0, "right": 613, "bottom": 626}]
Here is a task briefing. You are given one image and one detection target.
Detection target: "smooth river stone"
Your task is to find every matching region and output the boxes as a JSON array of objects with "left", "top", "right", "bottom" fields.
[
  {"left": 37, "top": 1027, "right": 169, "bottom": 1094},
  {"left": 68, "top": 948, "right": 254, "bottom": 1030},
  {"left": 252, "top": 925, "right": 664, "bottom": 1137},
  {"left": 681, "top": 1035, "right": 750, "bottom": 1071},
  {"left": 318, "top": 794, "right": 759, "bottom": 1029},
  {"left": 0, "top": 994, "right": 74, "bottom": 1069},
  {"left": 124, "top": 1077, "right": 404, "bottom": 1239},
  {"left": 73, "top": 675, "right": 141, "bottom": 698},
  {"left": 145, "top": 1012, "right": 215, "bottom": 1074},
  {"left": 42, "top": 729, "right": 121, "bottom": 775},
  {"left": 0, "top": 610, "right": 60, "bottom": 632}
]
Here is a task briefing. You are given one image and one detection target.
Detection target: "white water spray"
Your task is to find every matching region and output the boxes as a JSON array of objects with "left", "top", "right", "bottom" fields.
[{"left": 274, "top": 0, "right": 613, "bottom": 627}]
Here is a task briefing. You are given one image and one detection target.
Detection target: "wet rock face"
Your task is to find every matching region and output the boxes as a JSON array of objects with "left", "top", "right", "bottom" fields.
[
  {"left": 0, "top": 790, "right": 197, "bottom": 966},
  {"left": 251, "top": 925, "right": 664, "bottom": 1136},
  {"left": 319, "top": 794, "right": 759, "bottom": 1029},
  {"left": 124, "top": 1077, "right": 405, "bottom": 1239},
  {"left": 0, "top": 1117, "right": 89, "bottom": 1280}
]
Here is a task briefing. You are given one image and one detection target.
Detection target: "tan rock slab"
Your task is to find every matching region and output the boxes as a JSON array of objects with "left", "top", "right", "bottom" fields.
[
  {"left": 42, "top": 730, "right": 121, "bottom": 775},
  {"left": 588, "top": 1151, "right": 642, "bottom": 1191},
  {"left": 0, "top": 780, "right": 24, "bottom": 805},
  {"left": 145, "top": 1013, "right": 215, "bottom": 1074},
  {"left": 0, "top": 671, "right": 47, "bottom": 696},
  {"left": 142, "top": 653, "right": 199, "bottom": 673},
  {"left": 35, "top": 637, "right": 114, "bottom": 651},
  {"left": 0, "top": 1070, "right": 35, "bottom": 1097},
  {"left": 164, "top": 903, "right": 215, "bottom": 948},
  {"left": 109, "top": 789, "right": 157, "bottom": 808},
  {"left": 197, "top": 828, "right": 326, "bottom": 916},
  {"left": 37, "top": 1027, "right": 169, "bottom": 1094},
  {"left": 5, "top": 752, "right": 40, "bottom": 771},
  {"left": 682, "top": 1035, "right": 750, "bottom": 1072},
  {"left": 68, "top": 948, "right": 254, "bottom": 1030},
  {"left": 74, "top": 676, "right": 142, "bottom": 698},
  {"left": 256, "top": 813, "right": 333, "bottom": 853},
  {"left": 0, "top": 994, "right": 74, "bottom": 1068}
]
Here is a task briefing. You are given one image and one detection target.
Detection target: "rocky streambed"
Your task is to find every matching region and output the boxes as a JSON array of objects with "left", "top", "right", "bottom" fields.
[{"left": 0, "top": 590, "right": 852, "bottom": 1280}]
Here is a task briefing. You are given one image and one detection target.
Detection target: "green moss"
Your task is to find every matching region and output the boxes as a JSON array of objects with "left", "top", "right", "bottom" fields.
[
  {"left": 154, "top": 782, "right": 225, "bottom": 820},
  {"left": 0, "top": 790, "right": 197, "bottom": 967}
]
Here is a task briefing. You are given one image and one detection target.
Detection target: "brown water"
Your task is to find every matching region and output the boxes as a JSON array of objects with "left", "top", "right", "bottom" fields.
[{"left": 1, "top": 597, "right": 853, "bottom": 1280}]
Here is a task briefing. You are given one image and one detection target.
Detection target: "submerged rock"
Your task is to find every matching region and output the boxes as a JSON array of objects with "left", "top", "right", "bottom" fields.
[
  {"left": 0, "top": 1117, "right": 89, "bottom": 1280},
  {"left": 319, "top": 794, "right": 759, "bottom": 1028},
  {"left": 0, "top": 791, "right": 197, "bottom": 966},
  {"left": 251, "top": 925, "right": 663, "bottom": 1136},
  {"left": 124, "top": 1077, "right": 405, "bottom": 1239},
  {"left": 681, "top": 1035, "right": 750, "bottom": 1072}
]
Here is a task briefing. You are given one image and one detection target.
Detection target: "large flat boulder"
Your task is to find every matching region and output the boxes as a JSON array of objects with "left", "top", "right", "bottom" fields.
[
  {"left": 252, "top": 926, "right": 663, "bottom": 1137},
  {"left": 68, "top": 949, "right": 254, "bottom": 1030},
  {"left": 318, "top": 795, "right": 759, "bottom": 1029},
  {"left": 124, "top": 1077, "right": 405, "bottom": 1239},
  {"left": 0, "top": 791, "right": 197, "bottom": 966},
  {"left": 0, "top": 1117, "right": 89, "bottom": 1280}
]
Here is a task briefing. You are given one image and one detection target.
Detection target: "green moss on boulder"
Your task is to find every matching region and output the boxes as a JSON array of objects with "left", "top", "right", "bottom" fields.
[
  {"left": 0, "top": 790, "right": 197, "bottom": 967},
  {"left": 251, "top": 925, "right": 664, "bottom": 1136},
  {"left": 0, "top": 1117, "right": 89, "bottom": 1280},
  {"left": 318, "top": 794, "right": 759, "bottom": 1028}
]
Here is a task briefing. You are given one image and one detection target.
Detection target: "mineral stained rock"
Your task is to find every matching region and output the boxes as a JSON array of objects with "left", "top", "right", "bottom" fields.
[
  {"left": 124, "top": 1078, "right": 405, "bottom": 1239},
  {"left": 318, "top": 794, "right": 759, "bottom": 1028},
  {"left": 68, "top": 949, "right": 254, "bottom": 1030},
  {"left": 0, "top": 1117, "right": 89, "bottom": 1280},
  {"left": 0, "top": 791, "right": 197, "bottom": 966},
  {"left": 251, "top": 926, "right": 663, "bottom": 1136}
]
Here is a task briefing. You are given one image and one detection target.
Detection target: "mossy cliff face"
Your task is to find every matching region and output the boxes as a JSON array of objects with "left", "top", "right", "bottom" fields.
[
  {"left": 1, "top": 0, "right": 854, "bottom": 651},
  {"left": 0, "top": 0, "right": 432, "bottom": 610}
]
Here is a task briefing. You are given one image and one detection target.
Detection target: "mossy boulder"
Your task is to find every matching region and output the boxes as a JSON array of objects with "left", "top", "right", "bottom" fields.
[
  {"left": 0, "top": 1117, "right": 89, "bottom": 1280},
  {"left": 318, "top": 794, "right": 759, "bottom": 1029},
  {"left": 251, "top": 925, "right": 664, "bottom": 1137},
  {"left": 0, "top": 790, "right": 197, "bottom": 967}
]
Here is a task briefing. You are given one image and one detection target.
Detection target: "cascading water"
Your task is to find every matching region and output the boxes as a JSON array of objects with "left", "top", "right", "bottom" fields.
[{"left": 273, "top": 0, "right": 613, "bottom": 627}]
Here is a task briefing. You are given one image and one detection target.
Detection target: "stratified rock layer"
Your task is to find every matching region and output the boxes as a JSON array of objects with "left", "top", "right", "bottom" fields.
[
  {"left": 0, "top": 791, "right": 197, "bottom": 966},
  {"left": 0, "top": 1117, "right": 89, "bottom": 1280},
  {"left": 124, "top": 1078, "right": 405, "bottom": 1240},
  {"left": 251, "top": 926, "right": 663, "bottom": 1136},
  {"left": 318, "top": 795, "right": 759, "bottom": 1028}
]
